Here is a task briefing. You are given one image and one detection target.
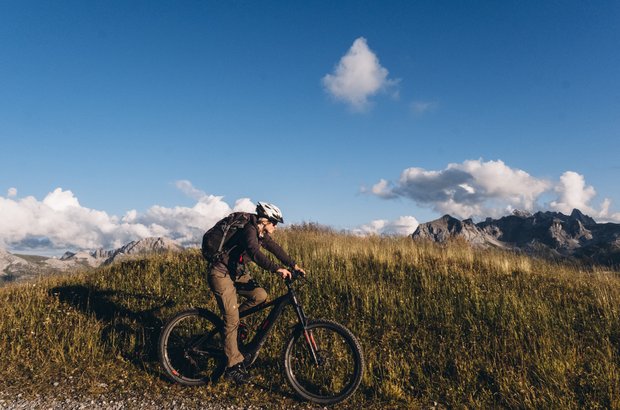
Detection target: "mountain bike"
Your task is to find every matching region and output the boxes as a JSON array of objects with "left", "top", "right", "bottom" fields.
[{"left": 158, "top": 271, "right": 364, "bottom": 405}]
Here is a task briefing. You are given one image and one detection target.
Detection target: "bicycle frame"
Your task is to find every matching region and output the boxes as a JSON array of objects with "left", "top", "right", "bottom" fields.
[
  {"left": 238, "top": 278, "right": 320, "bottom": 365},
  {"left": 159, "top": 271, "right": 364, "bottom": 404}
]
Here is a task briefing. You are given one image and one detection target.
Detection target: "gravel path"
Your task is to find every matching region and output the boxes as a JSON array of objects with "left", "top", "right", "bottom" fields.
[
  {"left": 0, "top": 379, "right": 328, "bottom": 410},
  {"left": 0, "top": 396, "right": 249, "bottom": 410},
  {"left": 0, "top": 392, "right": 326, "bottom": 410}
]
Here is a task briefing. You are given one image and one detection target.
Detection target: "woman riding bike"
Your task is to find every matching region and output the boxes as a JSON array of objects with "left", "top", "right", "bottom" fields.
[{"left": 206, "top": 201, "right": 305, "bottom": 384}]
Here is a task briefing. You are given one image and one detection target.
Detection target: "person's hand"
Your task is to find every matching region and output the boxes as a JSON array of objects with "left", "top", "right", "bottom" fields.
[
  {"left": 277, "top": 268, "right": 292, "bottom": 280},
  {"left": 293, "top": 264, "right": 306, "bottom": 277}
]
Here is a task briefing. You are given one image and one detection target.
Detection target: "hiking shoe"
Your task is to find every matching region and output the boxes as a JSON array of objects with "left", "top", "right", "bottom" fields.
[{"left": 225, "top": 363, "right": 250, "bottom": 385}]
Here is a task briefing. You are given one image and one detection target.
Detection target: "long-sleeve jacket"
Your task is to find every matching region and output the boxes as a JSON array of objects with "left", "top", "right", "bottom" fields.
[{"left": 222, "top": 214, "right": 296, "bottom": 273}]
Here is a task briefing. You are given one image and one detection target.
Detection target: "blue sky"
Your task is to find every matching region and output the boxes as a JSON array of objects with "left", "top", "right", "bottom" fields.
[{"left": 1, "top": 1, "right": 619, "bottom": 253}]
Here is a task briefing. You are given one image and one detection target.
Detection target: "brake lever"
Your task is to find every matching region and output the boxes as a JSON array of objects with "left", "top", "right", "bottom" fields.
[
  {"left": 286, "top": 270, "right": 310, "bottom": 288},
  {"left": 294, "top": 270, "right": 313, "bottom": 288}
]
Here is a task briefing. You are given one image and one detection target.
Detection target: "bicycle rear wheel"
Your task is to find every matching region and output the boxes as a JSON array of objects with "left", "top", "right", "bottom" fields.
[
  {"left": 158, "top": 309, "right": 225, "bottom": 386},
  {"left": 283, "top": 319, "right": 364, "bottom": 405}
]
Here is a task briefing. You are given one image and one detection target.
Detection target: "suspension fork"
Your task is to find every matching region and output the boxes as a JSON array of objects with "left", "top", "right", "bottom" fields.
[{"left": 289, "top": 287, "right": 320, "bottom": 365}]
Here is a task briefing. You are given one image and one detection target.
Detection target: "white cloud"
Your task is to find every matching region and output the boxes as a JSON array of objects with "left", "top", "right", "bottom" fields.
[
  {"left": 352, "top": 216, "right": 419, "bottom": 236},
  {"left": 457, "top": 159, "right": 549, "bottom": 212},
  {"left": 0, "top": 182, "right": 256, "bottom": 252},
  {"left": 322, "top": 37, "right": 398, "bottom": 111},
  {"left": 175, "top": 180, "right": 207, "bottom": 201},
  {"left": 389, "top": 159, "right": 550, "bottom": 218},
  {"left": 550, "top": 171, "right": 610, "bottom": 218},
  {"left": 366, "top": 159, "right": 620, "bottom": 221},
  {"left": 232, "top": 198, "right": 257, "bottom": 213},
  {"left": 7, "top": 188, "right": 17, "bottom": 198},
  {"left": 43, "top": 188, "right": 81, "bottom": 211},
  {"left": 369, "top": 179, "right": 397, "bottom": 198}
]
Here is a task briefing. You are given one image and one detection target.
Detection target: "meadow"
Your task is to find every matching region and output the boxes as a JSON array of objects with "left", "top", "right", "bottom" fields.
[{"left": 1, "top": 226, "right": 619, "bottom": 408}]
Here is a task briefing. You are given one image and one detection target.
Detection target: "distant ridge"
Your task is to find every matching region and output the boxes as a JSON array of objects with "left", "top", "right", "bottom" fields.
[
  {"left": 0, "top": 247, "right": 39, "bottom": 282},
  {"left": 413, "top": 209, "right": 620, "bottom": 265},
  {"left": 102, "top": 237, "right": 184, "bottom": 265},
  {"left": 59, "top": 237, "right": 184, "bottom": 266},
  {"left": 1, "top": 237, "right": 184, "bottom": 285}
]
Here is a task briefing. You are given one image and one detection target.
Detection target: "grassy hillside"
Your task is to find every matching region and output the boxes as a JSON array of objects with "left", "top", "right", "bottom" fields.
[{"left": 1, "top": 229, "right": 619, "bottom": 408}]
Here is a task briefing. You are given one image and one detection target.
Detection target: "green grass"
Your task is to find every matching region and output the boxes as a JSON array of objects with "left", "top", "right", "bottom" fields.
[{"left": 1, "top": 229, "right": 619, "bottom": 408}]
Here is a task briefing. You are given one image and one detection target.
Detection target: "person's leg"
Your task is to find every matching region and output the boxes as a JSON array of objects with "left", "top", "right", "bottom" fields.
[
  {"left": 207, "top": 263, "right": 244, "bottom": 368},
  {"left": 234, "top": 273, "right": 268, "bottom": 313}
]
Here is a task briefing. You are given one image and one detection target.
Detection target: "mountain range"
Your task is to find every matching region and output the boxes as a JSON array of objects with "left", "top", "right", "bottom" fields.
[
  {"left": 0, "top": 237, "right": 183, "bottom": 285},
  {"left": 4, "top": 210, "right": 619, "bottom": 284},
  {"left": 413, "top": 209, "right": 620, "bottom": 266}
]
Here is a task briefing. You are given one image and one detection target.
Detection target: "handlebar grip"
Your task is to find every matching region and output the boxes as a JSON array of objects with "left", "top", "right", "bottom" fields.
[{"left": 284, "top": 269, "right": 305, "bottom": 285}]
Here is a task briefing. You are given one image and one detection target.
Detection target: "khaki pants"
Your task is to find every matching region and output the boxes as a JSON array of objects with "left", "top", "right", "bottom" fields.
[{"left": 207, "top": 262, "right": 268, "bottom": 368}]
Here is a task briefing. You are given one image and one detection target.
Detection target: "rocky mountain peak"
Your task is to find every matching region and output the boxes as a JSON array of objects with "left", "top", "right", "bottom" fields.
[
  {"left": 1, "top": 248, "right": 41, "bottom": 283},
  {"left": 2, "top": 237, "right": 187, "bottom": 285},
  {"left": 570, "top": 208, "right": 596, "bottom": 226},
  {"left": 413, "top": 209, "right": 620, "bottom": 265},
  {"left": 111, "top": 237, "right": 182, "bottom": 256},
  {"left": 512, "top": 209, "right": 532, "bottom": 218},
  {"left": 413, "top": 214, "right": 498, "bottom": 246},
  {"left": 91, "top": 248, "right": 114, "bottom": 259},
  {"left": 60, "top": 251, "right": 76, "bottom": 261}
]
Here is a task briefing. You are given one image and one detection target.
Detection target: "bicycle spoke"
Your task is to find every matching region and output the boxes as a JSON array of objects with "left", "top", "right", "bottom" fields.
[
  {"left": 160, "top": 311, "right": 225, "bottom": 385},
  {"left": 284, "top": 320, "right": 363, "bottom": 404}
]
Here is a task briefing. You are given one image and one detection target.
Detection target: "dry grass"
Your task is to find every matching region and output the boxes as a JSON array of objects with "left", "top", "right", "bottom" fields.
[{"left": 1, "top": 228, "right": 619, "bottom": 408}]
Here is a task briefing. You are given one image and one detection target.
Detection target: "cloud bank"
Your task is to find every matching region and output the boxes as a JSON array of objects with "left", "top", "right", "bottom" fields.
[
  {"left": 352, "top": 216, "right": 419, "bottom": 236},
  {"left": 322, "top": 37, "right": 398, "bottom": 111},
  {"left": 369, "top": 159, "right": 617, "bottom": 221},
  {"left": 0, "top": 181, "right": 255, "bottom": 252}
]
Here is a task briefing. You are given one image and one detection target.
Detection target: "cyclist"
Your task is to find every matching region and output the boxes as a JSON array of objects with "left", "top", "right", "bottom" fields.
[{"left": 207, "top": 201, "right": 306, "bottom": 384}]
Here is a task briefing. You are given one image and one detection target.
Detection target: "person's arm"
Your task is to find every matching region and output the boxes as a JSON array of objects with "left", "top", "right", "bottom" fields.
[
  {"left": 261, "top": 234, "right": 307, "bottom": 276},
  {"left": 261, "top": 234, "right": 296, "bottom": 267},
  {"left": 240, "top": 224, "right": 280, "bottom": 273}
]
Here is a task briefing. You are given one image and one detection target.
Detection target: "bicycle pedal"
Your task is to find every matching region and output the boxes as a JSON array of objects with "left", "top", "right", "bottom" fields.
[{"left": 242, "top": 351, "right": 257, "bottom": 369}]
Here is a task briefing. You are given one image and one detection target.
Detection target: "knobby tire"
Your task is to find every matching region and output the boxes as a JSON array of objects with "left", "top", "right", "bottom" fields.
[
  {"left": 158, "top": 309, "right": 226, "bottom": 386},
  {"left": 283, "top": 319, "right": 364, "bottom": 405}
]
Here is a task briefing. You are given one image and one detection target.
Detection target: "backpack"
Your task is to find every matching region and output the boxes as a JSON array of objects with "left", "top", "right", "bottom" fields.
[{"left": 201, "top": 212, "right": 252, "bottom": 263}]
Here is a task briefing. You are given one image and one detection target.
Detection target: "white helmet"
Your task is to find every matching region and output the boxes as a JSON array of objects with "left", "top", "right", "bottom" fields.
[{"left": 256, "top": 201, "right": 284, "bottom": 224}]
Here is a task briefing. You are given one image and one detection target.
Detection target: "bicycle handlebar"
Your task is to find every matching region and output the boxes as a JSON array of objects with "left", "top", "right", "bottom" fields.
[{"left": 284, "top": 269, "right": 307, "bottom": 286}]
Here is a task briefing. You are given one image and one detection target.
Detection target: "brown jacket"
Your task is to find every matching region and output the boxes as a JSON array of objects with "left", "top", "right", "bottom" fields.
[{"left": 222, "top": 214, "right": 295, "bottom": 273}]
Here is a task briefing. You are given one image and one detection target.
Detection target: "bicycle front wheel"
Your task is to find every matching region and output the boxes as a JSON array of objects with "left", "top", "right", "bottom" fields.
[
  {"left": 158, "top": 309, "right": 226, "bottom": 386},
  {"left": 283, "top": 319, "right": 364, "bottom": 405}
]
